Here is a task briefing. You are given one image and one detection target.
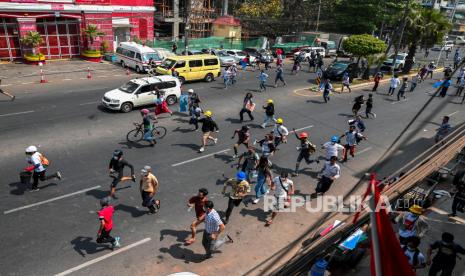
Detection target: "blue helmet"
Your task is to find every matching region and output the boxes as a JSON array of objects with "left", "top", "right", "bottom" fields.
[
  {"left": 236, "top": 171, "right": 247, "bottom": 181},
  {"left": 331, "top": 135, "right": 339, "bottom": 143}
]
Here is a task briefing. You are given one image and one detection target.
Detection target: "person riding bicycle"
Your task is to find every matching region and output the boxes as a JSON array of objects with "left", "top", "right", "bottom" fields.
[{"left": 141, "top": 108, "right": 156, "bottom": 147}]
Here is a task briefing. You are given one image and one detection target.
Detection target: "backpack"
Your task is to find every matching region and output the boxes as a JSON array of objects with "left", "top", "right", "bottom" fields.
[{"left": 39, "top": 153, "right": 50, "bottom": 167}]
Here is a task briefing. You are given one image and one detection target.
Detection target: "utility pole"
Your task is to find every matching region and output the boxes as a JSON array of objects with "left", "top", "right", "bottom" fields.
[
  {"left": 391, "top": 0, "right": 410, "bottom": 75},
  {"left": 184, "top": 0, "right": 190, "bottom": 55},
  {"left": 315, "top": 0, "right": 321, "bottom": 32}
]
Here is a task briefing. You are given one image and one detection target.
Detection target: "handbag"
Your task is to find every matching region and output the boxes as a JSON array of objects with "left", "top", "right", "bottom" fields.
[{"left": 246, "top": 102, "right": 255, "bottom": 112}]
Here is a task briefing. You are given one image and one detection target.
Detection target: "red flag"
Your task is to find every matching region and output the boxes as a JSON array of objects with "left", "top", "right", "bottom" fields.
[{"left": 370, "top": 173, "right": 415, "bottom": 276}]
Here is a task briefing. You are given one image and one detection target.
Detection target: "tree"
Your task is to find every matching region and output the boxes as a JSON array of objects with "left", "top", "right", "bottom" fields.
[
  {"left": 343, "top": 34, "right": 387, "bottom": 59},
  {"left": 334, "top": 0, "right": 384, "bottom": 34},
  {"left": 83, "top": 24, "right": 105, "bottom": 51},
  {"left": 235, "top": 0, "right": 284, "bottom": 36},
  {"left": 402, "top": 6, "right": 451, "bottom": 73},
  {"left": 20, "top": 31, "right": 43, "bottom": 55}
]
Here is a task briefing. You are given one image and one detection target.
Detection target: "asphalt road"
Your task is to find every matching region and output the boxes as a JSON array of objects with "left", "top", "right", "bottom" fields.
[{"left": 0, "top": 63, "right": 464, "bottom": 276}]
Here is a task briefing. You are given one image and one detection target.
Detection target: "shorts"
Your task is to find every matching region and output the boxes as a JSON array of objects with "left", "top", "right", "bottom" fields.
[
  {"left": 110, "top": 172, "right": 122, "bottom": 188},
  {"left": 202, "top": 131, "right": 211, "bottom": 139},
  {"left": 271, "top": 195, "right": 287, "bottom": 212}
]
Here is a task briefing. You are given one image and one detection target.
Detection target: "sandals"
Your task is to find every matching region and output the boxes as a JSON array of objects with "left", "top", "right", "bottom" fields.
[
  {"left": 265, "top": 220, "right": 273, "bottom": 226},
  {"left": 184, "top": 238, "right": 195, "bottom": 245}
]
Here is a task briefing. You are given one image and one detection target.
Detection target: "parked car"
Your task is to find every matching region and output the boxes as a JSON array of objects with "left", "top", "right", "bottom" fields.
[
  {"left": 257, "top": 49, "right": 274, "bottom": 63},
  {"left": 115, "top": 42, "right": 161, "bottom": 73},
  {"left": 320, "top": 41, "right": 337, "bottom": 57},
  {"left": 214, "top": 51, "right": 236, "bottom": 67},
  {"left": 293, "top": 46, "right": 326, "bottom": 60},
  {"left": 454, "top": 36, "right": 465, "bottom": 45},
  {"left": 323, "top": 61, "right": 358, "bottom": 81},
  {"left": 155, "top": 54, "right": 221, "bottom": 83},
  {"left": 431, "top": 41, "right": 454, "bottom": 51},
  {"left": 101, "top": 76, "right": 181, "bottom": 113},
  {"left": 381, "top": 53, "right": 413, "bottom": 71},
  {"left": 225, "top": 49, "right": 248, "bottom": 63}
]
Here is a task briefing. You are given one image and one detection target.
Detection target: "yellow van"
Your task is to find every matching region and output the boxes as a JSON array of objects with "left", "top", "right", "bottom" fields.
[{"left": 155, "top": 54, "right": 221, "bottom": 83}]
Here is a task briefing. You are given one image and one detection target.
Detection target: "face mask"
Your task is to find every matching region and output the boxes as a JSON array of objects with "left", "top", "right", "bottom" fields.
[
  {"left": 142, "top": 173, "right": 148, "bottom": 177},
  {"left": 113, "top": 156, "right": 118, "bottom": 160},
  {"left": 407, "top": 246, "right": 415, "bottom": 251}
]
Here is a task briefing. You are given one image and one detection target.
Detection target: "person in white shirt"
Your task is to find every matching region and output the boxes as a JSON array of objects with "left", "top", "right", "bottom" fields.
[
  {"left": 388, "top": 75, "right": 400, "bottom": 95},
  {"left": 403, "top": 236, "right": 426, "bottom": 271},
  {"left": 273, "top": 118, "right": 289, "bottom": 148},
  {"left": 266, "top": 172, "right": 294, "bottom": 226},
  {"left": 315, "top": 156, "right": 340, "bottom": 195},
  {"left": 24, "top": 145, "right": 62, "bottom": 191},
  {"left": 322, "top": 136, "right": 344, "bottom": 160}
]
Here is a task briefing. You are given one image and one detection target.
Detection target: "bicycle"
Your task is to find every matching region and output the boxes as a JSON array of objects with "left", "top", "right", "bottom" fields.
[{"left": 126, "top": 121, "right": 167, "bottom": 143}]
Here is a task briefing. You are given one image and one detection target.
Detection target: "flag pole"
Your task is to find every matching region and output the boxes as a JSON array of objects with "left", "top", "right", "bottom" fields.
[{"left": 369, "top": 173, "right": 383, "bottom": 276}]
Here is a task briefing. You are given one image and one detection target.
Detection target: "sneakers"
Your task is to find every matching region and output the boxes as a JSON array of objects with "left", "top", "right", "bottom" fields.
[
  {"left": 232, "top": 154, "right": 238, "bottom": 158},
  {"left": 448, "top": 213, "right": 457, "bottom": 217},
  {"left": 199, "top": 147, "right": 205, "bottom": 152},
  {"left": 55, "top": 171, "right": 62, "bottom": 180},
  {"left": 296, "top": 147, "right": 301, "bottom": 151},
  {"left": 30, "top": 188, "right": 40, "bottom": 192},
  {"left": 226, "top": 235, "right": 234, "bottom": 243},
  {"left": 11, "top": 96, "right": 15, "bottom": 101},
  {"left": 113, "top": 237, "right": 121, "bottom": 248},
  {"left": 292, "top": 172, "right": 299, "bottom": 177},
  {"left": 132, "top": 175, "right": 136, "bottom": 182},
  {"left": 252, "top": 198, "right": 260, "bottom": 204},
  {"left": 261, "top": 124, "right": 266, "bottom": 129},
  {"left": 213, "top": 138, "right": 218, "bottom": 144},
  {"left": 253, "top": 139, "right": 258, "bottom": 145}
]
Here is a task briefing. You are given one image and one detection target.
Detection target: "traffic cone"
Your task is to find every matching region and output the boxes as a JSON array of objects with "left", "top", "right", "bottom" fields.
[
  {"left": 126, "top": 68, "right": 130, "bottom": 76},
  {"left": 87, "top": 67, "right": 92, "bottom": 79},
  {"left": 40, "top": 69, "right": 47, "bottom": 83}
]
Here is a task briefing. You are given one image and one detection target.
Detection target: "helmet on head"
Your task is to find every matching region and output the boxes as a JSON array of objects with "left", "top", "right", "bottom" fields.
[
  {"left": 267, "top": 99, "right": 273, "bottom": 104},
  {"left": 276, "top": 118, "right": 283, "bottom": 124},
  {"left": 100, "top": 196, "right": 111, "bottom": 207},
  {"left": 409, "top": 205, "right": 423, "bottom": 215},
  {"left": 331, "top": 135, "right": 339, "bottom": 143},
  {"left": 188, "top": 89, "right": 194, "bottom": 93},
  {"left": 299, "top": 132, "right": 308, "bottom": 139},
  {"left": 141, "top": 165, "right": 152, "bottom": 175},
  {"left": 113, "top": 149, "right": 123, "bottom": 158},
  {"left": 204, "top": 110, "right": 212, "bottom": 117},
  {"left": 25, "top": 145, "right": 38, "bottom": 153},
  {"left": 236, "top": 171, "right": 247, "bottom": 181},
  {"left": 141, "top": 108, "right": 150, "bottom": 115}
]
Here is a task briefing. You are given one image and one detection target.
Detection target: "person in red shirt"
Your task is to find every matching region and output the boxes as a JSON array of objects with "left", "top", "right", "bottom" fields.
[
  {"left": 97, "top": 197, "right": 121, "bottom": 249},
  {"left": 185, "top": 188, "right": 209, "bottom": 245}
]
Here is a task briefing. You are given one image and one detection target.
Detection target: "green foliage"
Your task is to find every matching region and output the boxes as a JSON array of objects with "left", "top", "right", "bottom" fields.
[
  {"left": 237, "top": 0, "right": 283, "bottom": 19},
  {"left": 100, "top": 40, "right": 110, "bottom": 53},
  {"left": 343, "top": 34, "right": 386, "bottom": 58},
  {"left": 21, "top": 31, "right": 43, "bottom": 47},
  {"left": 334, "top": 0, "right": 383, "bottom": 34},
  {"left": 83, "top": 24, "right": 105, "bottom": 50}
]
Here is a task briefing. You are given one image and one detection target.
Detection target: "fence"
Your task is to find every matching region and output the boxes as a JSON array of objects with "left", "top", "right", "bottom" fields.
[{"left": 148, "top": 36, "right": 266, "bottom": 51}]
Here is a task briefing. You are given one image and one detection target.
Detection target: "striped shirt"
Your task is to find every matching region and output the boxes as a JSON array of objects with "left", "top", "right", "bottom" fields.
[{"left": 205, "top": 209, "right": 223, "bottom": 234}]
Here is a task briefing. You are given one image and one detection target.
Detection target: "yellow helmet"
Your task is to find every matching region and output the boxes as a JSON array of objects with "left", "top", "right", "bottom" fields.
[
  {"left": 204, "top": 110, "right": 212, "bottom": 117},
  {"left": 267, "top": 99, "right": 273, "bottom": 104},
  {"left": 409, "top": 205, "right": 423, "bottom": 215},
  {"left": 276, "top": 118, "right": 283, "bottom": 124}
]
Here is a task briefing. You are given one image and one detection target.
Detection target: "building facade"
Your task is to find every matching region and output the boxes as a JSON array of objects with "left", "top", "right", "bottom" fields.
[{"left": 0, "top": 0, "right": 154, "bottom": 61}]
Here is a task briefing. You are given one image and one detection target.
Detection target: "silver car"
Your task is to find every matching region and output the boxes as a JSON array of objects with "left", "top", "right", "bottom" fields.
[{"left": 215, "top": 51, "right": 236, "bottom": 67}]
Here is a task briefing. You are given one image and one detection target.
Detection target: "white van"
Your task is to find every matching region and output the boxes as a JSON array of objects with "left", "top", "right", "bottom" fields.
[
  {"left": 101, "top": 75, "right": 181, "bottom": 113},
  {"left": 115, "top": 42, "right": 161, "bottom": 73}
]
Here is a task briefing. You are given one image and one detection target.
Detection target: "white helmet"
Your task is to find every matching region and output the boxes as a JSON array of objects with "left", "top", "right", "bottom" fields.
[
  {"left": 188, "top": 89, "right": 194, "bottom": 93},
  {"left": 25, "top": 145, "right": 37, "bottom": 153}
]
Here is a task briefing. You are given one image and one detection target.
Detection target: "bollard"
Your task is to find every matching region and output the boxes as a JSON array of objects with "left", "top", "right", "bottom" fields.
[
  {"left": 40, "top": 68, "right": 47, "bottom": 83},
  {"left": 87, "top": 67, "right": 92, "bottom": 79}
]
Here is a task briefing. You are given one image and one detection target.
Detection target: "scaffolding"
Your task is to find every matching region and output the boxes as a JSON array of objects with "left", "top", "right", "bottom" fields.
[{"left": 189, "top": 0, "right": 216, "bottom": 38}]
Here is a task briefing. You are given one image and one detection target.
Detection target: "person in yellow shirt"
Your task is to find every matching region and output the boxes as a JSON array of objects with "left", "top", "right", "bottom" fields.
[
  {"left": 139, "top": 166, "right": 160, "bottom": 214},
  {"left": 221, "top": 171, "right": 250, "bottom": 224}
]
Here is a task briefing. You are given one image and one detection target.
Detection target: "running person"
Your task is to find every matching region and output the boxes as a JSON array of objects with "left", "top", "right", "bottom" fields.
[
  {"left": 315, "top": 156, "right": 341, "bottom": 196},
  {"left": 239, "top": 93, "right": 255, "bottom": 122},
  {"left": 340, "top": 125, "right": 367, "bottom": 162},
  {"left": 274, "top": 64, "right": 286, "bottom": 87},
  {"left": 434, "top": 116, "right": 452, "bottom": 143},
  {"left": 352, "top": 95, "right": 364, "bottom": 117},
  {"left": 322, "top": 136, "right": 344, "bottom": 161},
  {"left": 365, "top": 93, "right": 376, "bottom": 118},
  {"left": 322, "top": 79, "right": 333, "bottom": 103},
  {"left": 292, "top": 129, "right": 318, "bottom": 176},
  {"left": 185, "top": 188, "right": 209, "bottom": 245},
  {"left": 237, "top": 147, "right": 260, "bottom": 182},
  {"left": 108, "top": 149, "right": 135, "bottom": 198},
  {"left": 97, "top": 197, "right": 121, "bottom": 249},
  {"left": 24, "top": 145, "right": 62, "bottom": 191},
  {"left": 231, "top": 125, "right": 250, "bottom": 158},
  {"left": 261, "top": 99, "right": 276, "bottom": 128},
  {"left": 341, "top": 71, "right": 351, "bottom": 93},
  {"left": 139, "top": 166, "right": 160, "bottom": 214},
  {"left": 198, "top": 111, "right": 219, "bottom": 153},
  {"left": 256, "top": 133, "right": 276, "bottom": 158},
  {"left": 265, "top": 172, "right": 294, "bottom": 226},
  {"left": 397, "top": 77, "right": 409, "bottom": 101},
  {"left": 258, "top": 70, "right": 269, "bottom": 92},
  {"left": 273, "top": 118, "right": 289, "bottom": 148},
  {"left": 222, "top": 171, "right": 250, "bottom": 224}
]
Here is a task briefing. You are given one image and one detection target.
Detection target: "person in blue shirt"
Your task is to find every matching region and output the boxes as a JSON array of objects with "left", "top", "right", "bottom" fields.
[
  {"left": 439, "top": 77, "right": 452, "bottom": 97},
  {"left": 140, "top": 109, "right": 155, "bottom": 147},
  {"left": 258, "top": 70, "right": 269, "bottom": 92}
]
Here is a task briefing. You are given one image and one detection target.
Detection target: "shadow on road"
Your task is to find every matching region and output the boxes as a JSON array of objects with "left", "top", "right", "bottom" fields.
[
  {"left": 8, "top": 181, "right": 57, "bottom": 195},
  {"left": 70, "top": 236, "right": 110, "bottom": 257},
  {"left": 239, "top": 207, "right": 268, "bottom": 222},
  {"left": 171, "top": 143, "right": 199, "bottom": 151},
  {"left": 307, "top": 99, "right": 325, "bottom": 104},
  {"left": 172, "top": 126, "right": 194, "bottom": 134},
  {"left": 159, "top": 243, "right": 205, "bottom": 264},
  {"left": 160, "top": 229, "right": 191, "bottom": 243},
  {"left": 115, "top": 204, "right": 146, "bottom": 218},
  {"left": 225, "top": 118, "right": 242, "bottom": 124}
]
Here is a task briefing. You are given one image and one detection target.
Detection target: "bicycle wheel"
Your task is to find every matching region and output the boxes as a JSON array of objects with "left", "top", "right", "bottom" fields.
[
  {"left": 126, "top": 129, "right": 144, "bottom": 143},
  {"left": 152, "top": 126, "right": 167, "bottom": 139}
]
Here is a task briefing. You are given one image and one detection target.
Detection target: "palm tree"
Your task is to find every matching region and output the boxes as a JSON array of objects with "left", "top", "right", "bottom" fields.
[
  {"left": 20, "top": 31, "right": 43, "bottom": 55},
  {"left": 402, "top": 6, "right": 451, "bottom": 73},
  {"left": 83, "top": 24, "right": 105, "bottom": 51}
]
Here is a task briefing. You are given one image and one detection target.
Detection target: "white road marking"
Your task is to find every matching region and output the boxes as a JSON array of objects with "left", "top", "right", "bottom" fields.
[
  {"left": 291, "top": 125, "right": 314, "bottom": 133},
  {"left": 357, "top": 146, "right": 372, "bottom": 155},
  {"left": 114, "top": 74, "right": 122, "bottom": 77},
  {"left": 98, "top": 76, "right": 108, "bottom": 78},
  {"left": 0, "top": 84, "right": 12, "bottom": 87},
  {"left": 172, "top": 149, "right": 231, "bottom": 167},
  {"left": 63, "top": 79, "right": 72, "bottom": 81},
  {"left": 3, "top": 185, "right": 101, "bottom": 214},
  {"left": 78, "top": 101, "right": 100, "bottom": 106},
  {"left": 21, "top": 82, "right": 34, "bottom": 85},
  {"left": 0, "top": 110, "right": 35, "bottom": 117},
  {"left": 55, "top": 238, "right": 151, "bottom": 276},
  {"left": 79, "top": 77, "right": 87, "bottom": 80},
  {"left": 447, "top": 111, "right": 459, "bottom": 116}
]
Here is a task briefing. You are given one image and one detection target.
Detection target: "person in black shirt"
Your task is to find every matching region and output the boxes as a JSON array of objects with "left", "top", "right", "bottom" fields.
[
  {"left": 292, "top": 129, "right": 319, "bottom": 176},
  {"left": 231, "top": 125, "right": 250, "bottom": 158},
  {"left": 198, "top": 111, "right": 219, "bottom": 153},
  {"left": 365, "top": 93, "right": 376, "bottom": 119},
  {"left": 427, "top": 232, "right": 465, "bottom": 276},
  {"left": 261, "top": 99, "right": 276, "bottom": 128},
  {"left": 449, "top": 171, "right": 465, "bottom": 217},
  {"left": 108, "top": 149, "right": 135, "bottom": 198}
]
